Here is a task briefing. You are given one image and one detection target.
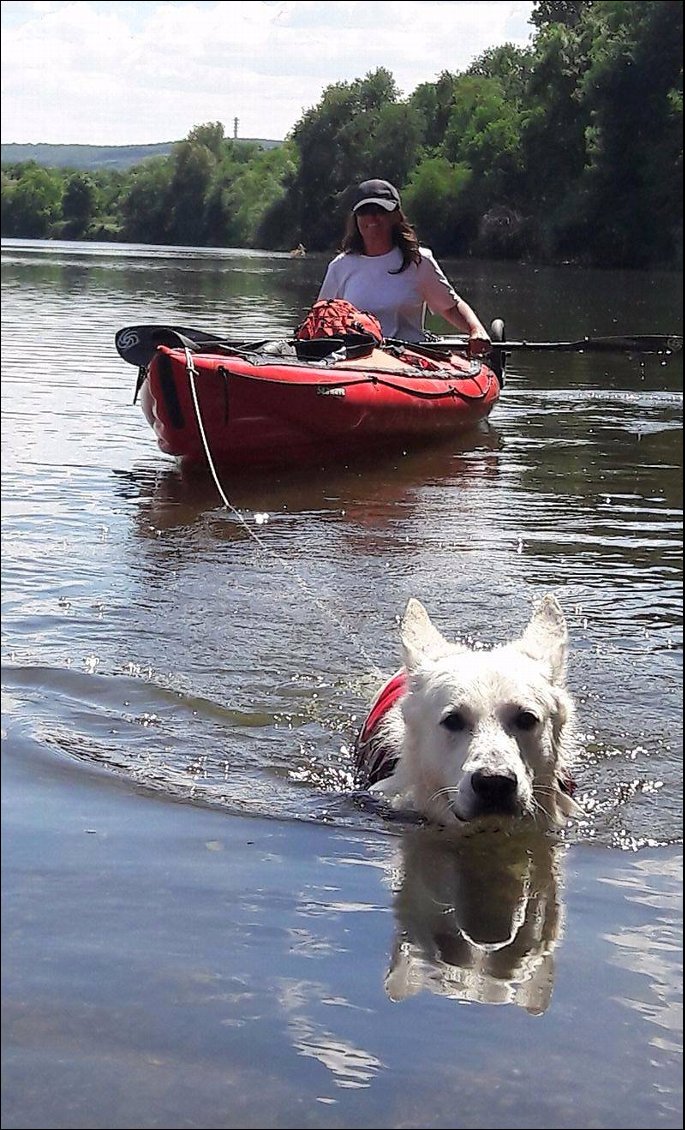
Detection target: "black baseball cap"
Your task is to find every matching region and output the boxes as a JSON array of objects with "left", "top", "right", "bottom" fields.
[{"left": 352, "top": 179, "right": 401, "bottom": 212}]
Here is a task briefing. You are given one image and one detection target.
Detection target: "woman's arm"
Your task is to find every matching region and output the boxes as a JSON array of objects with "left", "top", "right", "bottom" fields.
[
  {"left": 417, "top": 251, "right": 491, "bottom": 355},
  {"left": 441, "top": 298, "right": 491, "bottom": 355}
]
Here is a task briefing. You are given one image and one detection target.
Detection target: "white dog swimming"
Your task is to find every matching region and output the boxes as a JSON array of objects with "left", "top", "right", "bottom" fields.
[{"left": 354, "top": 594, "right": 579, "bottom": 828}]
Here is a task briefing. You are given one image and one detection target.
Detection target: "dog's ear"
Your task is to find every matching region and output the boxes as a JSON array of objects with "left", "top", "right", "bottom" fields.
[
  {"left": 516, "top": 594, "right": 568, "bottom": 682},
  {"left": 385, "top": 942, "right": 421, "bottom": 1002},
  {"left": 400, "top": 598, "right": 457, "bottom": 669}
]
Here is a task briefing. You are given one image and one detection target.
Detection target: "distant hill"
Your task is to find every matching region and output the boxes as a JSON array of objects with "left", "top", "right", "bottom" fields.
[{"left": 1, "top": 138, "right": 282, "bottom": 171}]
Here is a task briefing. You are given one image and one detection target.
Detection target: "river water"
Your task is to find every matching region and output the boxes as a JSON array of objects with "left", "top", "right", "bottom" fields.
[{"left": 1, "top": 240, "right": 682, "bottom": 1129}]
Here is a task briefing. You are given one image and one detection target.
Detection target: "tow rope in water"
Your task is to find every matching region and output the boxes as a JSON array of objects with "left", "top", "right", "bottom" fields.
[{"left": 184, "top": 347, "right": 384, "bottom": 676}]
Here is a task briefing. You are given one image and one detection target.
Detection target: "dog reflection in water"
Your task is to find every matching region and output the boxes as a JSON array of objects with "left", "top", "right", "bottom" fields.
[{"left": 385, "top": 827, "right": 564, "bottom": 1014}]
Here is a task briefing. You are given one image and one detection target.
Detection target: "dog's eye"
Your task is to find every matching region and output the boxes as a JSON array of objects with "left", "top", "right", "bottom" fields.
[
  {"left": 514, "top": 710, "right": 539, "bottom": 731},
  {"left": 441, "top": 711, "right": 467, "bottom": 733}
]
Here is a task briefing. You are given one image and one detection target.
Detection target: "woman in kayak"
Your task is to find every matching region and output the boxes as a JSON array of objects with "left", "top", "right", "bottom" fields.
[{"left": 317, "top": 178, "right": 491, "bottom": 351}]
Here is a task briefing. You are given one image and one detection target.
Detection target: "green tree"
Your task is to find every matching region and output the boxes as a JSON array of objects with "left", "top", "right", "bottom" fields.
[
  {"left": 402, "top": 155, "right": 473, "bottom": 254},
  {"left": 409, "top": 71, "right": 459, "bottom": 151},
  {"left": 576, "top": 0, "right": 683, "bottom": 265},
  {"left": 167, "top": 137, "right": 217, "bottom": 245},
  {"left": 205, "top": 142, "right": 298, "bottom": 248},
  {"left": 443, "top": 74, "right": 525, "bottom": 201},
  {"left": 119, "top": 158, "right": 173, "bottom": 243},
  {"left": 466, "top": 43, "right": 534, "bottom": 104},
  {"left": 62, "top": 172, "right": 99, "bottom": 237},
  {"left": 0, "top": 164, "right": 62, "bottom": 237},
  {"left": 531, "top": 1, "right": 595, "bottom": 30},
  {"left": 520, "top": 10, "right": 597, "bottom": 256},
  {"left": 523, "top": 0, "right": 683, "bottom": 266},
  {"left": 364, "top": 101, "right": 423, "bottom": 189},
  {"left": 187, "top": 121, "right": 226, "bottom": 157}
]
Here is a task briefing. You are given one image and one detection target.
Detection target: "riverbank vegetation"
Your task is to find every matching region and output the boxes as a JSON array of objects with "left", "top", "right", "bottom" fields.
[{"left": 2, "top": 1, "right": 682, "bottom": 268}]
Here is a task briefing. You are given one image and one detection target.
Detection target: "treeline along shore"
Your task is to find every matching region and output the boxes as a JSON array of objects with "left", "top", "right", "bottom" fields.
[{"left": 2, "top": 2, "right": 682, "bottom": 269}]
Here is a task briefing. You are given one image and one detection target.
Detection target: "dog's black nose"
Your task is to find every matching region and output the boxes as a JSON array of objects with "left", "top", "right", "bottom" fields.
[{"left": 471, "top": 768, "right": 517, "bottom": 809}]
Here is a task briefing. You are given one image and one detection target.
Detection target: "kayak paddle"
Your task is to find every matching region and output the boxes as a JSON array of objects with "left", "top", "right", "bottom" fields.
[{"left": 434, "top": 334, "right": 683, "bottom": 354}]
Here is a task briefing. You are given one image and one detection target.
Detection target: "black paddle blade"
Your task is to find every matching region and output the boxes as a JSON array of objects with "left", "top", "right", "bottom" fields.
[{"left": 114, "top": 324, "right": 229, "bottom": 367}]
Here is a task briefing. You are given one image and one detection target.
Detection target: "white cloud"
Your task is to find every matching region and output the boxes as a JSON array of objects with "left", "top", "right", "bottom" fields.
[{"left": 1, "top": 1, "right": 535, "bottom": 144}]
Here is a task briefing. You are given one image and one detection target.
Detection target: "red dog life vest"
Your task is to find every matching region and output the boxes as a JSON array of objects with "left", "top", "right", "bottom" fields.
[{"left": 354, "top": 669, "right": 407, "bottom": 788}]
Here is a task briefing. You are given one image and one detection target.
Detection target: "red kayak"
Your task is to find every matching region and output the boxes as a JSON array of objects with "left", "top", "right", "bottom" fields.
[{"left": 116, "top": 325, "right": 503, "bottom": 469}]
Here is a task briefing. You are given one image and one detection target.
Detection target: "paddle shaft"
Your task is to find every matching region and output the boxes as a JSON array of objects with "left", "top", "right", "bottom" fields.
[{"left": 434, "top": 334, "right": 683, "bottom": 355}]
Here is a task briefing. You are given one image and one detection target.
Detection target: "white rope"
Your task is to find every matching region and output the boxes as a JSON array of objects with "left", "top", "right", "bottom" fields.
[
  {"left": 185, "top": 349, "right": 384, "bottom": 676},
  {"left": 185, "top": 348, "right": 233, "bottom": 507}
]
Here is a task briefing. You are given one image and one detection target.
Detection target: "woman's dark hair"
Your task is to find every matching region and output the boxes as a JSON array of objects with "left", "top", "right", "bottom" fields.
[{"left": 341, "top": 208, "right": 421, "bottom": 272}]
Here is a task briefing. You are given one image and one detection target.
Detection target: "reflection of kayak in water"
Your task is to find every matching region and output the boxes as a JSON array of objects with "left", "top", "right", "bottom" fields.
[
  {"left": 289, "top": 243, "right": 306, "bottom": 257},
  {"left": 115, "top": 324, "right": 504, "bottom": 470}
]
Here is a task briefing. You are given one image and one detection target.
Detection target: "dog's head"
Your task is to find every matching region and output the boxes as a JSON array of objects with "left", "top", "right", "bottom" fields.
[{"left": 398, "top": 595, "right": 578, "bottom": 828}]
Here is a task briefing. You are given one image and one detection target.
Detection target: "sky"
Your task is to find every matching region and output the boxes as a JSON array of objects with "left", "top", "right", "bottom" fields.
[{"left": 1, "top": 1, "right": 536, "bottom": 146}]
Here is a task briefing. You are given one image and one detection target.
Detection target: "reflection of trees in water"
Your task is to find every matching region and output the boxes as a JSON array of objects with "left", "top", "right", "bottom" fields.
[
  {"left": 2, "top": 252, "right": 303, "bottom": 305},
  {"left": 385, "top": 827, "right": 565, "bottom": 1014}
]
